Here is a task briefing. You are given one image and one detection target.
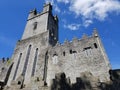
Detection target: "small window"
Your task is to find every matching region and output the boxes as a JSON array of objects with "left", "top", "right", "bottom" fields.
[
  {"left": 53, "top": 53, "right": 57, "bottom": 57},
  {"left": 18, "top": 81, "right": 21, "bottom": 85},
  {"left": 83, "top": 47, "right": 91, "bottom": 51},
  {"left": 44, "top": 82, "right": 47, "bottom": 86},
  {"left": 94, "top": 43, "right": 98, "bottom": 48},
  {"left": 37, "top": 77, "right": 40, "bottom": 81},
  {"left": 2, "top": 67, "right": 4, "bottom": 71},
  {"left": 63, "top": 51, "right": 65, "bottom": 56},
  {"left": 70, "top": 49, "right": 72, "bottom": 54},
  {"left": 73, "top": 51, "right": 77, "bottom": 53},
  {"left": 33, "top": 22, "right": 37, "bottom": 30}
]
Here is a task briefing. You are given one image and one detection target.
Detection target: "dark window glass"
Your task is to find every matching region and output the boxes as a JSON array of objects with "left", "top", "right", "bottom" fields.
[
  {"left": 73, "top": 51, "right": 77, "bottom": 53},
  {"left": 94, "top": 43, "right": 98, "bottom": 48},
  {"left": 83, "top": 47, "right": 92, "bottom": 51},
  {"left": 13, "top": 53, "right": 22, "bottom": 80},
  {"left": 22, "top": 45, "right": 31, "bottom": 76},
  {"left": 70, "top": 49, "right": 72, "bottom": 54},
  {"left": 33, "top": 22, "right": 37, "bottom": 30},
  {"left": 43, "top": 51, "right": 48, "bottom": 82},
  {"left": 31, "top": 48, "right": 38, "bottom": 76},
  {"left": 63, "top": 51, "right": 65, "bottom": 56},
  {"left": 18, "top": 81, "right": 21, "bottom": 85}
]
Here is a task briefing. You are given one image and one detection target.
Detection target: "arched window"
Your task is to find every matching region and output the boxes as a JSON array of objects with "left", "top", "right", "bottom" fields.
[
  {"left": 31, "top": 48, "right": 38, "bottom": 76},
  {"left": 13, "top": 53, "right": 22, "bottom": 80},
  {"left": 43, "top": 51, "right": 48, "bottom": 84},
  {"left": 52, "top": 53, "right": 58, "bottom": 64},
  {"left": 22, "top": 45, "right": 31, "bottom": 76}
]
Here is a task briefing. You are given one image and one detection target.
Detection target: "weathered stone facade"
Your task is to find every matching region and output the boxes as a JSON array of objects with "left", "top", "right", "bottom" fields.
[
  {"left": 7, "top": 3, "right": 58, "bottom": 87},
  {"left": 0, "top": 3, "right": 114, "bottom": 90},
  {"left": 46, "top": 31, "right": 111, "bottom": 86},
  {"left": 0, "top": 58, "right": 13, "bottom": 90}
]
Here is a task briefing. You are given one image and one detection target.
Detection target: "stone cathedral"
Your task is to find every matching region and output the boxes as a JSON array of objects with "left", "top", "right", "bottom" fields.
[{"left": 0, "top": 3, "right": 120, "bottom": 90}]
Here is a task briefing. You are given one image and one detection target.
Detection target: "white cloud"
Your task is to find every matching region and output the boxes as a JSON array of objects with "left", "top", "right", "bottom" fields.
[
  {"left": 45, "top": 0, "right": 61, "bottom": 13},
  {"left": 46, "top": 0, "right": 120, "bottom": 27},
  {"left": 57, "top": 0, "right": 69, "bottom": 4},
  {"left": 69, "top": 0, "right": 120, "bottom": 21},
  {"left": 64, "top": 23, "right": 81, "bottom": 30},
  {"left": 83, "top": 20, "right": 93, "bottom": 27},
  {"left": 45, "top": 0, "right": 54, "bottom": 5},
  {"left": 56, "top": 0, "right": 120, "bottom": 26}
]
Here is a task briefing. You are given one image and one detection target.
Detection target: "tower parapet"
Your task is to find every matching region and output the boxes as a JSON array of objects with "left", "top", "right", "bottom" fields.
[
  {"left": 54, "top": 29, "right": 100, "bottom": 47},
  {"left": 28, "top": 3, "right": 52, "bottom": 21},
  {"left": 22, "top": 3, "right": 58, "bottom": 45},
  {"left": 43, "top": 3, "right": 52, "bottom": 13},
  {"left": 28, "top": 9, "right": 37, "bottom": 20}
]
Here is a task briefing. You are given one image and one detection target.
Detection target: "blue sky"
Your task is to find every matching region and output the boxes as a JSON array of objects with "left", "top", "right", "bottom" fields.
[{"left": 0, "top": 0, "right": 120, "bottom": 69}]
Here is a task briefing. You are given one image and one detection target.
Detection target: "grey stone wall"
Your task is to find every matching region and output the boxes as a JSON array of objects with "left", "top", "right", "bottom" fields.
[
  {"left": 22, "top": 10, "right": 49, "bottom": 40},
  {"left": 0, "top": 58, "right": 13, "bottom": 89},
  {"left": 22, "top": 4, "right": 58, "bottom": 40},
  {"left": 7, "top": 31, "right": 50, "bottom": 86},
  {"left": 46, "top": 31, "right": 111, "bottom": 86},
  {"left": 7, "top": 3, "right": 58, "bottom": 86}
]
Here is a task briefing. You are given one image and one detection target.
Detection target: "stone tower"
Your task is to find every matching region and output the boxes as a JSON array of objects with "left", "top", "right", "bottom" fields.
[{"left": 7, "top": 3, "right": 58, "bottom": 86}]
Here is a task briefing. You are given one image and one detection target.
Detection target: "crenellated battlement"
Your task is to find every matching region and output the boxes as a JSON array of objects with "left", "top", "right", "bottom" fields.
[
  {"left": 0, "top": 57, "right": 12, "bottom": 70},
  {"left": 54, "top": 29, "right": 99, "bottom": 48},
  {"left": 48, "top": 29, "right": 103, "bottom": 63},
  {"left": 0, "top": 58, "right": 11, "bottom": 65},
  {"left": 49, "top": 31, "right": 100, "bottom": 58},
  {"left": 28, "top": 3, "right": 53, "bottom": 21},
  {"left": 22, "top": 3, "right": 58, "bottom": 43}
]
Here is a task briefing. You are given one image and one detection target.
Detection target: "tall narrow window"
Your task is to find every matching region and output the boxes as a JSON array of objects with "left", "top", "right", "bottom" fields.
[
  {"left": 31, "top": 48, "right": 38, "bottom": 77},
  {"left": 13, "top": 53, "right": 22, "bottom": 80},
  {"left": 33, "top": 22, "right": 37, "bottom": 30},
  {"left": 43, "top": 51, "right": 48, "bottom": 85},
  {"left": 22, "top": 45, "right": 31, "bottom": 77}
]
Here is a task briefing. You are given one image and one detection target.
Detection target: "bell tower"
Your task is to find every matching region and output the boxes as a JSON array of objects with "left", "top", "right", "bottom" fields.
[
  {"left": 21, "top": 3, "right": 58, "bottom": 46},
  {"left": 7, "top": 3, "right": 58, "bottom": 86}
]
